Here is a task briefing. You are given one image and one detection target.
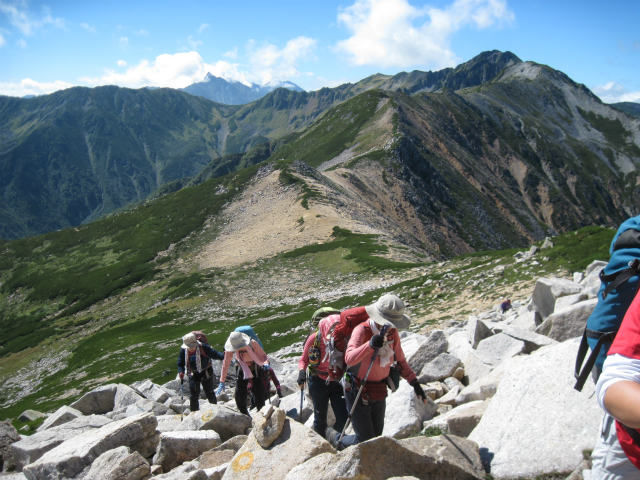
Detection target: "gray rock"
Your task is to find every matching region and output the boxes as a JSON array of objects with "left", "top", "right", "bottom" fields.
[
  {"left": 383, "top": 381, "right": 437, "bottom": 439},
  {"left": 253, "top": 405, "right": 286, "bottom": 448},
  {"left": 69, "top": 384, "right": 118, "bottom": 415},
  {"left": 36, "top": 406, "right": 83, "bottom": 432},
  {"left": 403, "top": 331, "right": 447, "bottom": 373},
  {"left": 276, "top": 389, "right": 312, "bottom": 423},
  {"left": 462, "top": 350, "right": 493, "bottom": 385},
  {"left": 179, "top": 405, "right": 252, "bottom": 442},
  {"left": 152, "top": 430, "right": 221, "bottom": 472},
  {"left": 0, "top": 419, "right": 20, "bottom": 471},
  {"left": 500, "top": 325, "right": 557, "bottom": 354},
  {"left": 6, "top": 414, "right": 112, "bottom": 471},
  {"left": 221, "top": 418, "right": 333, "bottom": 479},
  {"left": 467, "top": 317, "right": 493, "bottom": 349},
  {"left": 469, "top": 338, "right": 603, "bottom": 479},
  {"left": 532, "top": 277, "right": 582, "bottom": 322},
  {"left": 285, "top": 435, "right": 485, "bottom": 479},
  {"left": 474, "top": 333, "right": 525, "bottom": 367},
  {"left": 17, "top": 411, "right": 45, "bottom": 423},
  {"left": 535, "top": 298, "right": 597, "bottom": 342},
  {"left": 84, "top": 445, "right": 150, "bottom": 480},
  {"left": 418, "top": 353, "right": 462, "bottom": 383},
  {"left": 114, "top": 384, "right": 147, "bottom": 412},
  {"left": 423, "top": 400, "right": 489, "bottom": 437},
  {"left": 455, "top": 366, "right": 505, "bottom": 404},
  {"left": 22, "top": 412, "right": 157, "bottom": 480}
]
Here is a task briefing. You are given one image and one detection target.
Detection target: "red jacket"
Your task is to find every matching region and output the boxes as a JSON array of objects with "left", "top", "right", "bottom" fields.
[
  {"left": 344, "top": 321, "right": 416, "bottom": 384},
  {"left": 607, "top": 288, "right": 640, "bottom": 469}
]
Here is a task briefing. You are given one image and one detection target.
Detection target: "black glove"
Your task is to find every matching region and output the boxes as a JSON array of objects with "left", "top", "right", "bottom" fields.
[
  {"left": 297, "top": 369, "right": 307, "bottom": 386},
  {"left": 410, "top": 379, "right": 426, "bottom": 401},
  {"left": 370, "top": 334, "right": 384, "bottom": 349}
]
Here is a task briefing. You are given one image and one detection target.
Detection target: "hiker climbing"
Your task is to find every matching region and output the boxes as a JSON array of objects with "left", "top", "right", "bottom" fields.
[
  {"left": 177, "top": 331, "right": 224, "bottom": 412},
  {"left": 216, "top": 330, "right": 271, "bottom": 415},
  {"left": 592, "top": 284, "right": 640, "bottom": 477},
  {"left": 235, "top": 325, "right": 283, "bottom": 398},
  {"left": 500, "top": 298, "right": 512, "bottom": 314},
  {"left": 337, "top": 294, "right": 426, "bottom": 445},
  {"left": 298, "top": 307, "right": 349, "bottom": 438}
]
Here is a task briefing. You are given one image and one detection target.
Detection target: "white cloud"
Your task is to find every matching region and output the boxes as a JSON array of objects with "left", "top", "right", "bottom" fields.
[
  {"left": 16, "top": 37, "right": 25, "bottom": 47},
  {"left": 594, "top": 81, "right": 640, "bottom": 104},
  {"left": 248, "top": 36, "right": 316, "bottom": 85},
  {"left": 0, "top": 1, "right": 65, "bottom": 36},
  {"left": 137, "top": 28, "right": 149, "bottom": 36},
  {"left": 0, "top": 31, "right": 5, "bottom": 47},
  {"left": 80, "top": 22, "right": 95, "bottom": 33},
  {"left": 79, "top": 51, "right": 251, "bottom": 89},
  {"left": 187, "top": 34, "right": 202, "bottom": 50},
  {"left": 117, "top": 59, "right": 127, "bottom": 67},
  {"left": 0, "top": 77, "right": 73, "bottom": 97},
  {"left": 336, "top": 0, "right": 513, "bottom": 69},
  {"left": 224, "top": 47, "right": 238, "bottom": 60},
  {"left": 198, "top": 23, "right": 209, "bottom": 34},
  {"left": 119, "top": 36, "right": 128, "bottom": 47}
]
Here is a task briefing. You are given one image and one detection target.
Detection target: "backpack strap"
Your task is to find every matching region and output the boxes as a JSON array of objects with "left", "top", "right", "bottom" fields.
[
  {"left": 574, "top": 328, "right": 617, "bottom": 391},
  {"left": 601, "top": 259, "right": 640, "bottom": 300}
]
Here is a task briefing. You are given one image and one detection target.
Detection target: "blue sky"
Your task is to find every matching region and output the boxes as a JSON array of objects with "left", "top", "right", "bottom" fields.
[{"left": 1, "top": 0, "right": 638, "bottom": 103}]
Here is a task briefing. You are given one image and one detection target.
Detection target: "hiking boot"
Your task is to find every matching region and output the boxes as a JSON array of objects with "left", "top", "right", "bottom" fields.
[{"left": 325, "top": 426, "right": 342, "bottom": 450}]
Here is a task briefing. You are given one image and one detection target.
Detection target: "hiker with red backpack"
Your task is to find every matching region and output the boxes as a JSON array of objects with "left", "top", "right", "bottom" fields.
[
  {"left": 338, "top": 294, "right": 426, "bottom": 445},
  {"left": 216, "top": 331, "right": 271, "bottom": 415},
  {"left": 297, "top": 307, "right": 348, "bottom": 439},
  {"left": 177, "top": 332, "right": 225, "bottom": 412}
]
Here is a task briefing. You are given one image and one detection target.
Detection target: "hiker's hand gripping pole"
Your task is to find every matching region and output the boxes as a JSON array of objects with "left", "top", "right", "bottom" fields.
[{"left": 338, "top": 325, "right": 388, "bottom": 445}]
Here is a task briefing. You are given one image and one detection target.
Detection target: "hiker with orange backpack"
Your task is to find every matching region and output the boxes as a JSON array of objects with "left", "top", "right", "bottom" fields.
[
  {"left": 216, "top": 331, "right": 271, "bottom": 415},
  {"left": 297, "top": 307, "right": 348, "bottom": 438},
  {"left": 340, "top": 294, "right": 426, "bottom": 444},
  {"left": 177, "top": 332, "right": 225, "bottom": 412}
]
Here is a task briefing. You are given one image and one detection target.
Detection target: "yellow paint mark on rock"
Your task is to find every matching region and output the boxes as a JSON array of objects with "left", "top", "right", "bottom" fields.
[{"left": 231, "top": 451, "right": 254, "bottom": 472}]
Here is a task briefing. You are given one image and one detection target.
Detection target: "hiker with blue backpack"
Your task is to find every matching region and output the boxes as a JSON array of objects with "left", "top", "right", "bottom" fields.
[
  {"left": 570, "top": 214, "right": 640, "bottom": 477},
  {"left": 216, "top": 330, "right": 271, "bottom": 415},
  {"left": 177, "top": 331, "right": 225, "bottom": 412},
  {"left": 592, "top": 285, "right": 640, "bottom": 478},
  {"left": 329, "top": 294, "right": 426, "bottom": 447}
]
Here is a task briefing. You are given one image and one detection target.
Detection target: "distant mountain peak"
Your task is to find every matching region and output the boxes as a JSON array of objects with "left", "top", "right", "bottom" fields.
[{"left": 182, "top": 74, "right": 304, "bottom": 105}]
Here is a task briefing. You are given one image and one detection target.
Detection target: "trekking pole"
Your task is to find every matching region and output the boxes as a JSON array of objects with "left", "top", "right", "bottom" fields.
[
  {"left": 338, "top": 325, "right": 388, "bottom": 444},
  {"left": 299, "top": 387, "right": 304, "bottom": 421},
  {"left": 180, "top": 377, "right": 184, "bottom": 422}
]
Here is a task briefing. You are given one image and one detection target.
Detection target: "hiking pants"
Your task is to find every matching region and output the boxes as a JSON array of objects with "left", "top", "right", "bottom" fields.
[
  {"left": 235, "top": 365, "right": 267, "bottom": 415},
  {"left": 344, "top": 385, "right": 386, "bottom": 443},
  {"left": 591, "top": 413, "right": 640, "bottom": 479},
  {"left": 308, "top": 375, "right": 348, "bottom": 437},
  {"left": 189, "top": 367, "right": 217, "bottom": 411}
]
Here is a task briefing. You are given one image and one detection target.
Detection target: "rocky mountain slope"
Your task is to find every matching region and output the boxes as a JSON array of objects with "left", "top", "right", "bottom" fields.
[{"left": 3, "top": 50, "right": 637, "bottom": 243}]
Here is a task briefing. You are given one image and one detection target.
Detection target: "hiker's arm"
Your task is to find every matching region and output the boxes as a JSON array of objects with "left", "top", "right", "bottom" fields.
[
  {"left": 598, "top": 353, "right": 640, "bottom": 428},
  {"left": 391, "top": 331, "right": 417, "bottom": 383},
  {"left": 298, "top": 333, "right": 315, "bottom": 371},
  {"left": 219, "top": 351, "right": 234, "bottom": 383},
  {"left": 604, "top": 381, "right": 640, "bottom": 428},
  {"left": 344, "top": 326, "right": 373, "bottom": 366},
  {"left": 177, "top": 348, "right": 186, "bottom": 374},
  {"left": 203, "top": 344, "right": 224, "bottom": 361}
]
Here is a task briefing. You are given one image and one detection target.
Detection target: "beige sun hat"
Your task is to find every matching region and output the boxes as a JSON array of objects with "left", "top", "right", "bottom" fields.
[
  {"left": 225, "top": 331, "right": 252, "bottom": 351},
  {"left": 365, "top": 294, "right": 411, "bottom": 329},
  {"left": 182, "top": 332, "right": 198, "bottom": 349}
]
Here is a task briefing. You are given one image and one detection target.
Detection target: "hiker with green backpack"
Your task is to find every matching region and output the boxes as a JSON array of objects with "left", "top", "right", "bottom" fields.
[
  {"left": 332, "top": 294, "right": 426, "bottom": 445},
  {"left": 177, "top": 331, "right": 225, "bottom": 412},
  {"left": 297, "top": 306, "right": 348, "bottom": 438}
]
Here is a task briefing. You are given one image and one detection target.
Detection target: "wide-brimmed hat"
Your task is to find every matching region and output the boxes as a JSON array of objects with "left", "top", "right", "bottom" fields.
[
  {"left": 182, "top": 332, "right": 197, "bottom": 349},
  {"left": 365, "top": 294, "right": 411, "bottom": 329},
  {"left": 225, "top": 331, "right": 252, "bottom": 351}
]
